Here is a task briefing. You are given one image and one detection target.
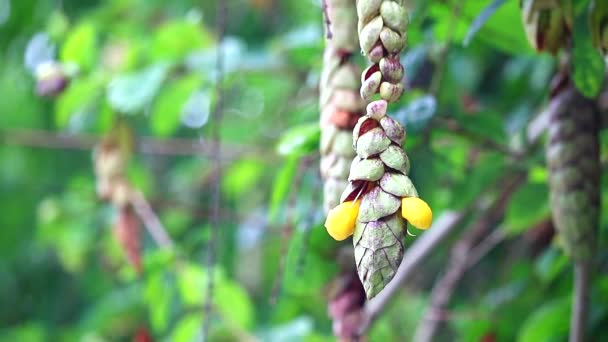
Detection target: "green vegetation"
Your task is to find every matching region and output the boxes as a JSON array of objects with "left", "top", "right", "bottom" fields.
[{"left": 0, "top": 0, "right": 606, "bottom": 341}]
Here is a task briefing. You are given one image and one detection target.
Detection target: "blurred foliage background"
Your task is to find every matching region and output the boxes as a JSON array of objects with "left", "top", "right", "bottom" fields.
[{"left": 0, "top": 0, "right": 607, "bottom": 341}]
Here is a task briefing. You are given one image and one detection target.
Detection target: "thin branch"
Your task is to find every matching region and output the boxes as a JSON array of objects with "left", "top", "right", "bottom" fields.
[
  {"left": 270, "top": 157, "right": 311, "bottom": 304},
  {"left": 321, "top": 0, "right": 333, "bottom": 39},
  {"left": 1, "top": 129, "right": 270, "bottom": 159},
  {"left": 570, "top": 260, "right": 591, "bottom": 342},
  {"left": 129, "top": 190, "right": 174, "bottom": 249},
  {"left": 203, "top": 0, "right": 227, "bottom": 339},
  {"left": 357, "top": 211, "right": 466, "bottom": 333},
  {"left": 413, "top": 173, "right": 524, "bottom": 342},
  {"left": 429, "top": 0, "right": 466, "bottom": 97}
]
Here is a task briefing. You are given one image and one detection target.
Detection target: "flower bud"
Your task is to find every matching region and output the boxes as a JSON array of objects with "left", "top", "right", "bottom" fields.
[
  {"left": 379, "top": 57, "right": 404, "bottom": 83},
  {"left": 401, "top": 197, "right": 433, "bottom": 229},
  {"left": 355, "top": 127, "right": 391, "bottom": 158},
  {"left": 325, "top": 200, "right": 361, "bottom": 241},
  {"left": 360, "top": 16, "right": 384, "bottom": 55},
  {"left": 379, "top": 82, "right": 404, "bottom": 103}
]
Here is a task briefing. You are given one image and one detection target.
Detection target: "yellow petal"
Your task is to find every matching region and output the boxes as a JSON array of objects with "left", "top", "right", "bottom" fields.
[
  {"left": 401, "top": 197, "right": 432, "bottom": 230},
  {"left": 324, "top": 200, "right": 361, "bottom": 241}
]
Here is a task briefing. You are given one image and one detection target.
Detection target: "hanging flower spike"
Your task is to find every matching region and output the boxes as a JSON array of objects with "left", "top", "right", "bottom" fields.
[
  {"left": 590, "top": 0, "right": 608, "bottom": 56},
  {"left": 325, "top": 200, "right": 361, "bottom": 241},
  {"left": 401, "top": 196, "right": 432, "bottom": 230},
  {"left": 547, "top": 89, "right": 600, "bottom": 262},
  {"left": 320, "top": 0, "right": 366, "bottom": 213},
  {"left": 520, "top": 0, "right": 572, "bottom": 55}
]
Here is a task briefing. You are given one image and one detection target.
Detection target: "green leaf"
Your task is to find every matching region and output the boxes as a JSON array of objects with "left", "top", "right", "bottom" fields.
[
  {"left": 571, "top": 12, "right": 605, "bottom": 98},
  {"left": 517, "top": 297, "right": 570, "bottom": 342},
  {"left": 176, "top": 264, "right": 253, "bottom": 330},
  {"left": 222, "top": 159, "right": 266, "bottom": 199},
  {"left": 151, "top": 20, "right": 213, "bottom": 62},
  {"left": 505, "top": 182, "right": 550, "bottom": 235},
  {"left": 431, "top": 1, "right": 533, "bottom": 54},
  {"left": 269, "top": 156, "right": 299, "bottom": 224},
  {"left": 450, "top": 152, "right": 506, "bottom": 210},
  {"left": 55, "top": 76, "right": 103, "bottom": 128},
  {"left": 276, "top": 123, "right": 319, "bottom": 156},
  {"left": 60, "top": 22, "right": 97, "bottom": 70},
  {"left": 535, "top": 247, "right": 568, "bottom": 284},
  {"left": 151, "top": 75, "right": 201, "bottom": 136},
  {"left": 464, "top": 0, "right": 507, "bottom": 46},
  {"left": 144, "top": 272, "right": 173, "bottom": 333},
  {"left": 107, "top": 64, "right": 169, "bottom": 114},
  {"left": 169, "top": 314, "right": 202, "bottom": 342}
]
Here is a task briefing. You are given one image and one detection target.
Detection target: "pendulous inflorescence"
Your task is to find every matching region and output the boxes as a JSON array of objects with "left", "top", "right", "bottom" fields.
[
  {"left": 320, "top": 0, "right": 366, "bottom": 212},
  {"left": 324, "top": 0, "right": 432, "bottom": 300}
]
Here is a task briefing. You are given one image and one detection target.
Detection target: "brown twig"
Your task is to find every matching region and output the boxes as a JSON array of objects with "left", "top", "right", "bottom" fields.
[
  {"left": 1, "top": 129, "right": 269, "bottom": 159},
  {"left": 270, "top": 157, "right": 311, "bottom": 305},
  {"left": 570, "top": 260, "right": 591, "bottom": 342},
  {"left": 429, "top": 0, "right": 466, "bottom": 97},
  {"left": 413, "top": 173, "right": 525, "bottom": 342},
  {"left": 203, "top": 0, "right": 227, "bottom": 339},
  {"left": 357, "top": 211, "right": 466, "bottom": 334},
  {"left": 129, "top": 190, "right": 174, "bottom": 249},
  {"left": 321, "top": 0, "right": 333, "bottom": 39}
]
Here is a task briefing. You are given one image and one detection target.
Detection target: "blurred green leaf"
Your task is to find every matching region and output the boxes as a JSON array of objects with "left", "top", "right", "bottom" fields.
[
  {"left": 60, "top": 22, "right": 97, "bottom": 70},
  {"left": 464, "top": 0, "right": 506, "bottom": 46},
  {"left": 431, "top": 0, "right": 533, "bottom": 54},
  {"left": 145, "top": 272, "right": 173, "bottom": 333},
  {"left": 55, "top": 76, "right": 103, "bottom": 128},
  {"left": 151, "top": 20, "right": 213, "bottom": 62},
  {"left": 269, "top": 156, "right": 299, "bottom": 224},
  {"left": 505, "top": 182, "right": 550, "bottom": 235},
  {"left": 535, "top": 247, "right": 568, "bottom": 284},
  {"left": 276, "top": 123, "right": 319, "bottom": 156},
  {"left": 222, "top": 159, "right": 266, "bottom": 199},
  {"left": 517, "top": 297, "right": 570, "bottom": 342},
  {"left": 107, "top": 64, "right": 169, "bottom": 114},
  {"left": 151, "top": 75, "right": 201, "bottom": 136},
  {"left": 571, "top": 12, "right": 605, "bottom": 98},
  {"left": 169, "top": 314, "right": 202, "bottom": 342}
]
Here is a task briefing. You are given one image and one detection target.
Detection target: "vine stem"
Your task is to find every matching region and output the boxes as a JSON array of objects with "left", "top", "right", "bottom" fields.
[
  {"left": 129, "top": 190, "right": 174, "bottom": 249},
  {"left": 413, "top": 173, "right": 525, "bottom": 342},
  {"left": 270, "top": 157, "right": 311, "bottom": 305},
  {"left": 570, "top": 260, "right": 591, "bottom": 342},
  {"left": 202, "top": 0, "right": 227, "bottom": 339},
  {"left": 321, "top": 0, "right": 333, "bottom": 39}
]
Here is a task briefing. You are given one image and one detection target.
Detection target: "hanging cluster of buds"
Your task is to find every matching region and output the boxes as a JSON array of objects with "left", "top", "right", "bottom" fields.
[
  {"left": 358, "top": 0, "right": 408, "bottom": 102},
  {"left": 590, "top": 0, "right": 608, "bottom": 56},
  {"left": 320, "top": 0, "right": 366, "bottom": 212},
  {"left": 324, "top": 0, "right": 432, "bottom": 299},
  {"left": 520, "top": 0, "right": 573, "bottom": 55},
  {"left": 93, "top": 124, "right": 141, "bottom": 273},
  {"left": 547, "top": 86, "right": 600, "bottom": 262}
]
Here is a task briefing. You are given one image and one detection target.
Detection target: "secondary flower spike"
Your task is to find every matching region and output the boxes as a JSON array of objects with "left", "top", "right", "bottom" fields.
[
  {"left": 319, "top": 0, "right": 365, "bottom": 212},
  {"left": 327, "top": 99, "right": 432, "bottom": 299}
]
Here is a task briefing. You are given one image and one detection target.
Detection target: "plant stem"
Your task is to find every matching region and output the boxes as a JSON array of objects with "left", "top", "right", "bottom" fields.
[{"left": 570, "top": 260, "right": 591, "bottom": 342}]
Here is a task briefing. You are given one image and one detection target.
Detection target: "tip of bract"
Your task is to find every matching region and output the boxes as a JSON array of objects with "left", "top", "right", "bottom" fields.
[
  {"left": 401, "top": 197, "right": 432, "bottom": 230},
  {"left": 325, "top": 200, "right": 361, "bottom": 241}
]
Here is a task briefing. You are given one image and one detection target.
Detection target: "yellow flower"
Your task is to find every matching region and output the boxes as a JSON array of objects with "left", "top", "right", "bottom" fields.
[
  {"left": 401, "top": 197, "right": 432, "bottom": 230},
  {"left": 325, "top": 200, "right": 361, "bottom": 241}
]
